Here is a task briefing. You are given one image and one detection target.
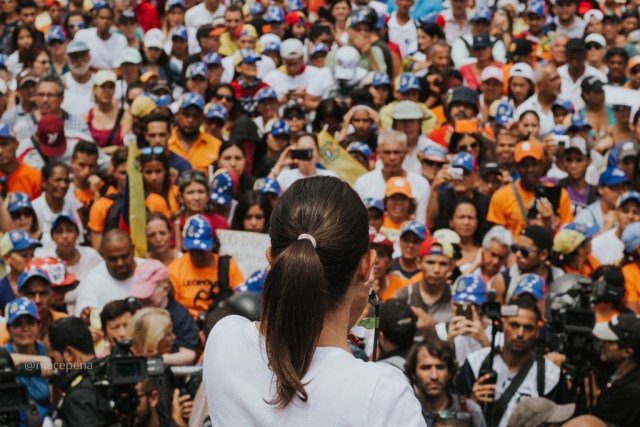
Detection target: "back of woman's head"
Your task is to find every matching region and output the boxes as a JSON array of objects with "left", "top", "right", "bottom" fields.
[
  {"left": 262, "top": 176, "right": 369, "bottom": 409},
  {"left": 127, "top": 307, "right": 172, "bottom": 356}
]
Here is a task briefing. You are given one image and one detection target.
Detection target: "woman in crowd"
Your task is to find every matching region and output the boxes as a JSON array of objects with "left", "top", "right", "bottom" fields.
[
  {"left": 231, "top": 191, "right": 272, "bottom": 233},
  {"left": 23, "top": 45, "right": 51, "bottom": 77},
  {"left": 47, "top": 26, "right": 69, "bottom": 77},
  {"left": 217, "top": 140, "right": 254, "bottom": 195},
  {"left": 459, "top": 36, "right": 502, "bottom": 91},
  {"left": 141, "top": 29, "right": 180, "bottom": 86},
  {"left": 86, "top": 70, "right": 131, "bottom": 151},
  {"left": 404, "top": 21, "right": 446, "bottom": 75},
  {"left": 168, "top": 26, "right": 190, "bottom": 72},
  {"left": 176, "top": 170, "right": 229, "bottom": 239},
  {"left": 254, "top": 119, "right": 290, "bottom": 178},
  {"left": 6, "top": 24, "right": 36, "bottom": 77},
  {"left": 63, "top": 10, "right": 88, "bottom": 40},
  {"left": 6, "top": 192, "right": 42, "bottom": 241},
  {"left": 212, "top": 83, "right": 241, "bottom": 134},
  {"left": 337, "top": 105, "right": 379, "bottom": 151},
  {"left": 140, "top": 147, "right": 179, "bottom": 215},
  {"left": 328, "top": 0, "right": 350, "bottom": 44},
  {"left": 312, "top": 99, "right": 342, "bottom": 137},
  {"left": 365, "top": 71, "right": 392, "bottom": 111},
  {"left": 517, "top": 110, "right": 541, "bottom": 140},
  {"left": 507, "top": 63, "right": 535, "bottom": 109},
  {"left": 448, "top": 132, "right": 486, "bottom": 165},
  {"left": 146, "top": 212, "right": 181, "bottom": 266},
  {"left": 449, "top": 200, "right": 481, "bottom": 273},
  {"left": 381, "top": 177, "right": 416, "bottom": 233}
]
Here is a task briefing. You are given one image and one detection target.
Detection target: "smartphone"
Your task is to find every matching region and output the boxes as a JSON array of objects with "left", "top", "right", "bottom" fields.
[
  {"left": 455, "top": 302, "right": 473, "bottom": 321},
  {"left": 550, "top": 135, "right": 570, "bottom": 146},
  {"left": 454, "top": 119, "right": 479, "bottom": 134},
  {"left": 534, "top": 185, "right": 562, "bottom": 211},
  {"left": 447, "top": 167, "right": 464, "bottom": 181},
  {"left": 291, "top": 149, "right": 313, "bottom": 161}
]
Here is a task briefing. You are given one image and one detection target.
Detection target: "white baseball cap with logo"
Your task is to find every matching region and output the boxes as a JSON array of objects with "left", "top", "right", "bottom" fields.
[
  {"left": 334, "top": 46, "right": 360, "bottom": 81},
  {"left": 280, "top": 38, "right": 304, "bottom": 59}
]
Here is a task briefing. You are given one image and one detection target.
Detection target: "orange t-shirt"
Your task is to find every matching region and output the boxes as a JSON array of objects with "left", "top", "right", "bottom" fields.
[
  {"left": 486, "top": 180, "right": 574, "bottom": 238},
  {"left": 622, "top": 262, "right": 640, "bottom": 306},
  {"left": 564, "top": 254, "right": 601, "bottom": 278},
  {"left": 168, "top": 252, "right": 245, "bottom": 318},
  {"left": 381, "top": 272, "right": 423, "bottom": 302},
  {"left": 88, "top": 190, "right": 172, "bottom": 233},
  {"left": 168, "top": 128, "right": 222, "bottom": 173},
  {"left": 0, "top": 162, "right": 42, "bottom": 201},
  {"left": 75, "top": 187, "right": 94, "bottom": 208}
]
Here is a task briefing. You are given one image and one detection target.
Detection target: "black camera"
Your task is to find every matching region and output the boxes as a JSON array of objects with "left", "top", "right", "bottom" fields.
[
  {"left": 171, "top": 366, "right": 203, "bottom": 400},
  {"left": 0, "top": 348, "right": 29, "bottom": 427}
]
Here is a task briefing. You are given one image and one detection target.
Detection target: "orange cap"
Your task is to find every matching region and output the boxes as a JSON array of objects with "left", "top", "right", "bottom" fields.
[
  {"left": 514, "top": 140, "right": 543, "bottom": 163},
  {"left": 209, "top": 27, "right": 226, "bottom": 37},
  {"left": 385, "top": 176, "right": 412, "bottom": 198}
]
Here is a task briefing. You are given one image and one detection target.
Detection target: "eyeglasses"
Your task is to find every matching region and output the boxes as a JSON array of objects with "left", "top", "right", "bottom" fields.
[
  {"left": 586, "top": 43, "right": 602, "bottom": 50},
  {"left": 285, "top": 113, "right": 305, "bottom": 120},
  {"left": 36, "top": 92, "right": 61, "bottom": 98},
  {"left": 510, "top": 244, "right": 541, "bottom": 258},
  {"left": 612, "top": 105, "right": 631, "bottom": 112},
  {"left": 458, "top": 142, "right": 479, "bottom": 151},
  {"left": 140, "top": 146, "right": 165, "bottom": 156},
  {"left": 215, "top": 94, "right": 234, "bottom": 102},
  {"left": 69, "top": 23, "right": 85, "bottom": 29},
  {"left": 437, "top": 410, "right": 471, "bottom": 421},
  {"left": 10, "top": 209, "right": 33, "bottom": 219}
]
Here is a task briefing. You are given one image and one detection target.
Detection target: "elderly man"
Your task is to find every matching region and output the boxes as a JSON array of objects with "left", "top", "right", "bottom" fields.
[
  {"left": 61, "top": 40, "right": 95, "bottom": 116},
  {"left": 516, "top": 63, "right": 562, "bottom": 135},
  {"left": 355, "top": 130, "right": 430, "bottom": 224}
]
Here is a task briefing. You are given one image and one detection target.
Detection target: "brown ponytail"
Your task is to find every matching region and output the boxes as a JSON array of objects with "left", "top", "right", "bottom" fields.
[{"left": 261, "top": 176, "right": 369, "bottom": 409}]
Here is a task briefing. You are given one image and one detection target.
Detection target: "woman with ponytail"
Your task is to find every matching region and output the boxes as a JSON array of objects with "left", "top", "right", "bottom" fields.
[{"left": 203, "top": 176, "right": 425, "bottom": 426}]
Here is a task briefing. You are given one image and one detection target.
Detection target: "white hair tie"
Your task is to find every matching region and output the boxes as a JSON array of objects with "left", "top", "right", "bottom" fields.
[{"left": 298, "top": 234, "right": 317, "bottom": 248}]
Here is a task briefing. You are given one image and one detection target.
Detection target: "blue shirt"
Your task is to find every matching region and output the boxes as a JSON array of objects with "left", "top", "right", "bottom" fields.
[
  {"left": 169, "top": 151, "right": 193, "bottom": 177},
  {"left": 166, "top": 298, "right": 199, "bottom": 352},
  {"left": 0, "top": 276, "right": 16, "bottom": 313}
]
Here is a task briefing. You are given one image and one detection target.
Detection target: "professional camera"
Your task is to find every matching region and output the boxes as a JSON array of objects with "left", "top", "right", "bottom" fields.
[
  {"left": 0, "top": 348, "right": 28, "bottom": 427},
  {"left": 171, "top": 366, "right": 203, "bottom": 400}
]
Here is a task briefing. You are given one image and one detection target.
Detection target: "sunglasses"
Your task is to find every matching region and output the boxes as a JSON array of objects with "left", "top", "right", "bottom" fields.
[
  {"left": 586, "top": 43, "right": 602, "bottom": 50},
  {"left": 458, "top": 142, "right": 479, "bottom": 151},
  {"left": 285, "top": 113, "right": 305, "bottom": 120},
  {"left": 510, "top": 244, "right": 541, "bottom": 258},
  {"left": 612, "top": 105, "right": 631, "bottom": 112},
  {"left": 10, "top": 209, "right": 33, "bottom": 219},
  {"left": 140, "top": 146, "right": 165, "bottom": 156},
  {"left": 438, "top": 410, "right": 471, "bottom": 421},
  {"left": 422, "top": 159, "right": 445, "bottom": 168},
  {"left": 69, "top": 23, "right": 85, "bottom": 29},
  {"left": 177, "top": 170, "right": 208, "bottom": 187},
  {"left": 215, "top": 94, "right": 234, "bottom": 102}
]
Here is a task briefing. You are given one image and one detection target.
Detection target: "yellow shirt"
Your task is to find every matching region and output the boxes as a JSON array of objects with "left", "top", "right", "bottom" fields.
[
  {"left": 218, "top": 32, "right": 238, "bottom": 57},
  {"left": 168, "top": 127, "right": 222, "bottom": 173}
]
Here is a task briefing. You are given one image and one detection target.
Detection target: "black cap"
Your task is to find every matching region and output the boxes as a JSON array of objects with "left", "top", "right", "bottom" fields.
[
  {"left": 611, "top": 314, "right": 640, "bottom": 350},
  {"left": 521, "top": 225, "right": 554, "bottom": 252},
  {"left": 472, "top": 33, "right": 492, "bottom": 49},
  {"left": 508, "top": 38, "right": 533, "bottom": 60},
  {"left": 118, "top": 9, "right": 136, "bottom": 24},
  {"left": 565, "top": 38, "right": 586, "bottom": 52},
  {"left": 448, "top": 86, "right": 480, "bottom": 110},
  {"left": 580, "top": 76, "right": 605, "bottom": 93},
  {"left": 480, "top": 162, "right": 501, "bottom": 178},
  {"left": 196, "top": 23, "right": 214, "bottom": 40},
  {"left": 603, "top": 12, "right": 621, "bottom": 23},
  {"left": 378, "top": 299, "right": 417, "bottom": 347}
]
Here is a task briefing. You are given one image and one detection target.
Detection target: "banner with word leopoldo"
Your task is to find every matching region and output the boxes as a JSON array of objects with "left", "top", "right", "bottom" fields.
[{"left": 217, "top": 230, "right": 271, "bottom": 278}]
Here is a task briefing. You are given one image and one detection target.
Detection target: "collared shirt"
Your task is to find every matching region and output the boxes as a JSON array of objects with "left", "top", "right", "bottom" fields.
[
  {"left": 557, "top": 64, "right": 608, "bottom": 111},
  {"left": 168, "top": 127, "right": 222, "bottom": 173},
  {"left": 516, "top": 94, "right": 556, "bottom": 136},
  {"left": 441, "top": 9, "right": 474, "bottom": 45}
]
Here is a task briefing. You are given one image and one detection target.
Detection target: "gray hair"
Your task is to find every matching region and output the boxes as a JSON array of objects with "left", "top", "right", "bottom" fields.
[
  {"left": 378, "top": 129, "right": 407, "bottom": 149},
  {"left": 36, "top": 74, "right": 65, "bottom": 95},
  {"left": 482, "top": 225, "right": 513, "bottom": 249},
  {"left": 534, "top": 62, "right": 556, "bottom": 85}
]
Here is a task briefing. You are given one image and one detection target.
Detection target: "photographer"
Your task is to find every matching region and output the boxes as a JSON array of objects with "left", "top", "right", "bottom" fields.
[
  {"left": 592, "top": 314, "right": 640, "bottom": 426},
  {"left": 592, "top": 266, "right": 630, "bottom": 323},
  {"left": 45, "top": 317, "right": 118, "bottom": 427},
  {"left": 457, "top": 298, "right": 571, "bottom": 427}
]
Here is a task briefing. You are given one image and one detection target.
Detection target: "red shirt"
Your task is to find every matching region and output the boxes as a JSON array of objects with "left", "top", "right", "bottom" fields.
[{"left": 133, "top": 1, "right": 160, "bottom": 32}]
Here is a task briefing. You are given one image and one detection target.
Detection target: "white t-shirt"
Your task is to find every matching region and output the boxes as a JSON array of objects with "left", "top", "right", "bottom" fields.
[
  {"left": 31, "top": 193, "right": 84, "bottom": 249},
  {"left": 220, "top": 54, "right": 276, "bottom": 84},
  {"left": 263, "top": 65, "right": 320, "bottom": 97},
  {"left": 557, "top": 64, "right": 607, "bottom": 111},
  {"left": 387, "top": 12, "right": 418, "bottom": 59},
  {"left": 591, "top": 227, "right": 625, "bottom": 266},
  {"left": 516, "top": 94, "right": 555, "bottom": 136},
  {"left": 73, "top": 28, "right": 128, "bottom": 69},
  {"left": 354, "top": 169, "right": 431, "bottom": 225},
  {"left": 276, "top": 167, "right": 338, "bottom": 193},
  {"left": 74, "top": 258, "right": 143, "bottom": 316},
  {"left": 184, "top": 3, "right": 226, "bottom": 31},
  {"left": 61, "top": 73, "right": 96, "bottom": 116},
  {"left": 203, "top": 315, "right": 426, "bottom": 427}
]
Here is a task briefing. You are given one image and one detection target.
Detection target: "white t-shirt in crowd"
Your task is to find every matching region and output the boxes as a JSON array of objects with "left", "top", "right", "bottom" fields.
[
  {"left": 73, "top": 28, "right": 128, "bottom": 69},
  {"left": 74, "top": 258, "right": 143, "bottom": 316},
  {"left": 516, "top": 94, "right": 555, "bottom": 136},
  {"left": 31, "top": 193, "right": 84, "bottom": 248},
  {"left": 220, "top": 54, "right": 276, "bottom": 84},
  {"left": 263, "top": 65, "right": 320, "bottom": 97},
  {"left": 354, "top": 169, "right": 430, "bottom": 225},
  {"left": 591, "top": 227, "right": 625, "bottom": 266},
  {"left": 276, "top": 167, "right": 338, "bottom": 193},
  {"left": 557, "top": 64, "right": 607, "bottom": 111},
  {"left": 387, "top": 12, "right": 418, "bottom": 59},
  {"left": 61, "top": 73, "right": 96, "bottom": 116},
  {"left": 184, "top": 3, "right": 226, "bottom": 31},
  {"left": 203, "top": 315, "right": 426, "bottom": 427}
]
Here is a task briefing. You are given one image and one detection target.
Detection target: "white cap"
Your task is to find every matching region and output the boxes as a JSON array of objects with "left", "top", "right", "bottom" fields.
[
  {"left": 566, "top": 136, "right": 588, "bottom": 156},
  {"left": 481, "top": 65, "right": 504, "bottom": 82},
  {"left": 584, "top": 9, "right": 604, "bottom": 22},
  {"left": 585, "top": 33, "right": 606, "bottom": 48},
  {"left": 392, "top": 100, "right": 423, "bottom": 120},
  {"left": 334, "top": 46, "right": 360, "bottom": 80},
  {"left": 280, "top": 38, "right": 304, "bottom": 59},
  {"left": 143, "top": 28, "right": 165, "bottom": 50},
  {"left": 259, "top": 33, "right": 281, "bottom": 47},
  {"left": 509, "top": 62, "right": 535, "bottom": 83}
]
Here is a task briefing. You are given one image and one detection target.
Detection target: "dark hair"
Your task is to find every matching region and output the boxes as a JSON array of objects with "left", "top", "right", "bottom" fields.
[
  {"left": 433, "top": 418, "right": 472, "bottom": 427},
  {"left": 451, "top": 198, "right": 482, "bottom": 245},
  {"left": 507, "top": 75, "right": 535, "bottom": 105},
  {"left": 112, "top": 146, "right": 129, "bottom": 169},
  {"left": 231, "top": 190, "right": 273, "bottom": 232},
  {"left": 100, "top": 299, "right": 136, "bottom": 334},
  {"left": 418, "top": 22, "right": 445, "bottom": 41},
  {"left": 144, "top": 112, "right": 172, "bottom": 134},
  {"left": 36, "top": 74, "right": 65, "bottom": 95},
  {"left": 42, "top": 160, "right": 69, "bottom": 183},
  {"left": 72, "top": 140, "right": 99, "bottom": 159},
  {"left": 64, "top": 10, "right": 88, "bottom": 37},
  {"left": 225, "top": 3, "right": 244, "bottom": 16},
  {"left": 212, "top": 83, "right": 240, "bottom": 120},
  {"left": 12, "top": 24, "right": 37, "bottom": 60},
  {"left": 512, "top": 296, "right": 542, "bottom": 322},
  {"left": 18, "top": 0, "right": 37, "bottom": 11},
  {"left": 47, "top": 317, "right": 95, "bottom": 356},
  {"left": 606, "top": 47, "right": 628, "bottom": 61},
  {"left": 449, "top": 132, "right": 486, "bottom": 164},
  {"left": 177, "top": 170, "right": 213, "bottom": 214},
  {"left": 262, "top": 176, "right": 369, "bottom": 409},
  {"left": 140, "top": 148, "right": 172, "bottom": 206},
  {"left": 312, "top": 99, "right": 343, "bottom": 133},
  {"left": 404, "top": 339, "right": 457, "bottom": 386},
  {"left": 23, "top": 45, "right": 50, "bottom": 70},
  {"left": 218, "top": 139, "right": 246, "bottom": 161},
  {"left": 147, "top": 211, "right": 172, "bottom": 232}
]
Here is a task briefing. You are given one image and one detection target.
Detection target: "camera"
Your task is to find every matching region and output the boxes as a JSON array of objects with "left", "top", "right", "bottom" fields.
[
  {"left": 447, "top": 167, "right": 464, "bottom": 181},
  {"left": 171, "top": 366, "right": 203, "bottom": 400},
  {"left": 0, "top": 348, "right": 29, "bottom": 427}
]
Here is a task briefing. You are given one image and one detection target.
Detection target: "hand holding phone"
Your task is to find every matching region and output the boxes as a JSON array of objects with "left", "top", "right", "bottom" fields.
[{"left": 290, "top": 149, "right": 313, "bottom": 161}]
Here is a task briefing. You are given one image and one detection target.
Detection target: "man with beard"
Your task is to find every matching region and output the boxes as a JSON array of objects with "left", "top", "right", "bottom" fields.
[
  {"left": 167, "top": 93, "right": 221, "bottom": 173},
  {"left": 60, "top": 40, "right": 95, "bottom": 116},
  {"left": 405, "top": 338, "right": 486, "bottom": 427},
  {"left": 457, "top": 298, "right": 570, "bottom": 427}
]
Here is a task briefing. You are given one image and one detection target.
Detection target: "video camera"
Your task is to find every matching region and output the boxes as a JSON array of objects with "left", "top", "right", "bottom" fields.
[{"left": 0, "top": 348, "right": 29, "bottom": 427}]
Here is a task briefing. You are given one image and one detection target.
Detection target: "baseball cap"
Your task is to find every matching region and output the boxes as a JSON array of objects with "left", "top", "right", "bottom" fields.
[
  {"left": 378, "top": 299, "right": 417, "bottom": 344},
  {"left": 507, "top": 398, "right": 575, "bottom": 427},
  {"left": 581, "top": 76, "right": 605, "bottom": 93},
  {"left": 472, "top": 34, "right": 492, "bottom": 49},
  {"left": 350, "top": 7, "right": 375, "bottom": 29},
  {"left": 5, "top": 297, "right": 40, "bottom": 326},
  {"left": 527, "top": 0, "right": 545, "bottom": 16},
  {"left": 567, "top": 112, "right": 592, "bottom": 132},
  {"left": 420, "top": 143, "right": 448, "bottom": 163},
  {"left": 400, "top": 221, "right": 426, "bottom": 241},
  {"left": 118, "top": 9, "right": 137, "bottom": 24},
  {"left": 508, "top": 38, "right": 533, "bottom": 60},
  {"left": 285, "top": 10, "right": 306, "bottom": 25},
  {"left": 335, "top": 46, "right": 360, "bottom": 80},
  {"left": 513, "top": 273, "right": 545, "bottom": 301},
  {"left": 249, "top": 1, "right": 265, "bottom": 15},
  {"left": 36, "top": 114, "right": 66, "bottom": 157},
  {"left": 182, "top": 214, "right": 213, "bottom": 251},
  {"left": 419, "top": 236, "right": 456, "bottom": 258},
  {"left": 592, "top": 314, "right": 640, "bottom": 351},
  {"left": 171, "top": 25, "right": 188, "bottom": 41},
  {"left": 451, "top": 152, "right": 478, "bottom": 173},
  {"left": 396, "top": 73, "right": 421, "bottom": 93},
  {"left": 203, "top": 103, "right": 227, "bottom": 122},
  {"left": 47, "top": 25, "right": 65, "bottom": 44},
  {"left": 509, "top": 62, "right": 535, "bottom": 82},
  {"left": 599, "top": 167, "right": 629, "bottom": 186},
  {"left": 310, "top": 43, "right": 329, "bottom": 58},
  {"left": 6, "top": 192, "right": 33, "bottom": 214},
  {"left": 280, "top": 38, "right": 304, "bottom": 59},
  {"left": 618, "top": 191, "right": 640, "bottom": 209},
  {"left": 347, "top": 142, "right": 371, "bottom": 160},
  {"left": 0, "top": 230, "right": 42, "bottom": 257},
  {"left": 270, "top": 119, "right": 290, "bottom": 137},
  {"left": 627, "top": 55, "right": 640, "bottom": 74},
  {"left": 256, "top": 87, "right": 277, "bottom": 102},
  {"left": 481, "top": 65, "right": 504, "bottom": 83},
  {"left": 521, "top": 225, "right": 554, "bottom": 251},
  {"left": 617, "top": 140, "right": 639, "bottom": 161},
  {"left": 180, "top": 92, "right": 205, "bottom": 110},
  {"left": 210, "top": 169, "right": 235, "bottom": 206},
  {"left": 584, "top": 9, "right": 604, "bottom": 22},
  {"left": 365, "top": 70, "right": 391, "bottom": 87},
  {"left": 264, "top": 4, "right": 285, "bottom": 23},
  {"left": 27, "top": 257, "right": 78, "bottom": 289},
  {"left": 66, "top": 39, "right": 89, "bottom": 54},
  {"left": 364, "top": 197, "right": 384, "bottom": 213},
  {"left": 91, "top": 0, "right": 110, "bottom": 11},
  {"left": 471, "top": 6, "right": 492, "bottom": 22},
  {"left": 552, "top": 98, "right": 574, "bottom": 113},
  {"left": 585, "top": 33, "right": 606, "bottom": 48},
  {"left": 260, "top": 33, "right": 281, "bottom": 53},
  {"left": 208, "top": 27, "right": 225, "bottom": 38},
  {"left": 131, "top": 259, "right": 169, "bottom": 299},
  {"left": 50, "top": 212, "right": 79, "bottom": 232},
  {"left": 119, "top": 47, "right": 142, "bottom": 65},
  {"left": 392, "top": 100, "right": 422, "bottom": 120},
  {"left": 202, "top": 52, "right": 222, "bottom": 67},
  {"left": 143, "top": 28, "right": 165, "bottom": 50},
  {"left": 494, "top": 101, "right": 514, "bottom": 126},
  {"left": 480, "top": 162, "right": 500, "bottom": 178},
  {"left": 130, "top": 94, "right": 157, "bottom": 118},
  {"left": 253, "top": 177, "right": 281, "bottom": 196},
  {"left": 95, "top": 69, "right": 117, "bottom": 86},
  {"left": 17, "top": 267, "right": 51, "bottom": 292},
  {"left": 453, "top": 274, "right": 486, "bottom": 304},
  {"left": 0, "top": 123, "right": 14, "bottom": 139},
  {"left": 166, "top": 0, "right": 185, "bottom": 11},
  {"left": 235, "top": 24, "right": 258, "bottom": 40},
  {"left": 553, "top": 223, "right": 589, "bottom": 255},
  {"left": 447, "top": 87, "right": 479, "bottom": 110},
  {"left": 16, "top": 69, "right": 38, "bottom": 88},
  {"left": 623, "top": 222, "right": 640, "bottom": 253},
  {"left": 565, "top": 136, "right": 588, "bottom": 156},
  {"left": 233, "top": 49, "right": 262, "bottom": 66},
  {"left": 514, "top": 140, "right": 543, "bottom": 162},
  {"left": 186, "top": 62, "right": 208, "bottom": 79},
  {"left": 385, "top": 176, "right": 412, "bottom": 198}
]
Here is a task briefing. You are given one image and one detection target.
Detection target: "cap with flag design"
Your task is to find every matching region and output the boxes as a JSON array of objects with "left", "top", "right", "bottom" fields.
[
  {"left": 618, "top": 191, "right": 640, "bottom": 208},
  {"left": 472, "top": 6, "right": 492, "bottom": 22},
  {"left": 270, "top": 119, "right": 290, "bottom": 137},
  {"left": 203, "top": 53, "right": 222, "bottom": 66},
  {"left": 256, "top": 87, "right": 277, "bottom": 102},
  {"left": 420, "top": 143, "right": 448, "bottom": 163},
  {"left": 180, "top": 92, "right": 205, "bottom": 110},
  {"left": 364, "top": 197, "right": 384, "bottom": 213},
  {"left": 17, "top": 267, "right": 51, "bottom": 292},
  {"left": 451, "top": 152, "right": 478, "bottom": 172},
  {"left": 27, "top": 257, "right": 78, "bottom": 289},
  {"left": 396, "top": 73, "right": 421, "bottom": 92},
  {"left": 182, "top": 214, "right": 213, "bottom": 251},
  {"left": 347, "top": 142, "right": 372, "bottom": 160},
  {"left": 171, "top": 25, "right": 188, "bottom": 41},
  {"left": 211, "top": 170, "right": 235, "bottom": 206},
  {"left": 494, "top": 101, "right": 514, "bottom": 125},
  {"left": 5, "top": 297, "right": 40, "bottom": 326},
  {"left": 264, "top": 5, "right": 285, "bottom": 23},
  {"left": 0, "top": 230, "right": 42, "bottom": 258},
  {"left": 453, "top": 274, "right": 487, "bottom": 304},
  {"left": 186, "top": 62, "right": 208, "bottom": 79},
  {"left": 204, "top": 103, "right": 227, "bottom": 122},
  {"left": 253, "top": 177, "right": 281, "bottom": 196},
  {"left": 6, "top": 192, "right": 33, "bottom": 213},
  {"left": 401, "top": 221, "right": 427, "bottom": 241},
  {"left": 47, "top": 25, "right": 65, "bottom": 44},
  {"left": 513, "top": 273, "right": 545, "bottom": 301},
  {"left": 599, "top": 167, "right": 629, "bottom": 186}
]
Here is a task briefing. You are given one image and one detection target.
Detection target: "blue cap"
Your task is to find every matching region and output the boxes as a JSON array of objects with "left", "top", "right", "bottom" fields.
[
  {"left": 420, "top": 11, "right": 441, "bottom": 24},
  {"left": 51, "top": 212, "right": 79, "bottom": 231},
  {"left": 171, "top": 25, "right": 188, "bottom": 41},
  {"left": 513, "top": 273, "right": 545, "bottom": 301},
  {"left": 472, "top": 33, "right": 492, "bottom": 49},
  {"left": 204, "top": 102, "right": 227, "bottom": 122},
  {"left": 453, "top": 274, "right": 487, "bottom": 304},
  {"left": 549, "top": 125, "right": 568, "bottom": 136},
  {"left": 618, "top": 191, "right": 640, "bottom": 208},
  {"left": 152, "top": 93, "right": 171, "bottom": 108},
  {"left": 236, "top": 268, "right": 267, "bottom": 293},
  {"left": 210, "top": 170, "right": 234, "bottom": 206},
  {"left": 347, "top": 142, "right": 372, "bottom": 159},
  {"left": 4, "top": 230, "right": 42, "bottom": 252},
  {"left": 370, "top": 70, "right": 391, "bottom": 87},
  {"left": 0, "top": 123, "right": 14, "bottom": 139},
  {"left": 262, "top": 38, "right": 281, "bottom": 53},
  {"left": 472, "top": 6, "right": 492, "bottom": 22},
  {"left": 47, "top": 25, "right": 65, "bottom": 44},
  {"left": 166, "top": 0, "right": 185, "bottom": 11},
  {"left": 397, "top": 73, "right": 420, "bottom": 93},
  {"left": 6, "top": 192, "right": 33, "bottom": 213},
  {"left": 350, "top": 7, "right": 374, "bottom": 28},
  {"left": 264, "top": 5, "right": 285, "bottom": 23},
  {"left": 420, "top": 144, "right": 448, "bottom": 163},
  {"left": 17, "top": 267, "right": 50, "bottom": 291},
  {"left": 286, "top": 0, "right": 303, "bottom": 12},
  {"left": 494, "top": 101, "right": 514, "bottom": 125},
  {"left": 186, "top": 62, "right": 208, "bottom": 79},
  {"left": 203, "top": 52, "right": 222, "bottom": 66},
  {"left": 250, "top": 2, "right": 265, "bottom": 15},
  {"left": 92, "top": 0, "right": 110, "bottom": 11},
  {"left": 237, "top": 48, "right": 262, "bottom": 64},
  {"left": 552, "top": 98, "right": 573, "bottom": 112},
  {"left": 180, "top": 92, "right": 205, "bottom": 110},
  {"left": 310, "top": 43, "right": 329, "bottom": 57},
  {"left": 622, "top": 222, "right": 640, "bottom": 253},
  {"left": 364, "top": 197, "right": 384, "bottom": 213},
  {"left": 182, "top": 215, "right": 213, "bottom": 251},
  {"left": 451, "top": 152, "right": 477, "bottom": 173},
  {"left": 563, "top": 221, "right": 598, "bottom": 240},
  {"left": 5, "top": 297, "right": 40, "bottom": 326},
  {"left": 256, "top": 87, "right": 277, "bottom": 102},
  {"left": 527, "top": 0, "right": 545, "bottom": 16},
  {"left": 254, "top": 177, "right": 281, "bottom": 196},
  {"left": 599, "top": 167, "right": 629, "bottom": 186},
  {"left": 568, "top": 112, "right": 592, "bottom": 132},
  {"left": 401, "top": 221, "right": 427, "bottom": 241},
  {"left": 270, "top": 119, "right": 290, "bottom": 137}
]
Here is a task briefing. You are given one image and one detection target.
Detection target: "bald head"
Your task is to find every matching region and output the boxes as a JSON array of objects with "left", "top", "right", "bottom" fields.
[
  {"left": 562, "top": 415, "right": 607, "bottom": 427},
  {"left": 101, "top": 229, "right": 132, "bottom": 250},
  {"left": 101, "top": 229, "right": 136, "bottom": 281}
]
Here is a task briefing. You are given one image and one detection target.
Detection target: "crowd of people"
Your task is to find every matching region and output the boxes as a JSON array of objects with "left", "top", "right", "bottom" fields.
[{"left": 0, "top": 0, "right": 640, "bottom": 425}]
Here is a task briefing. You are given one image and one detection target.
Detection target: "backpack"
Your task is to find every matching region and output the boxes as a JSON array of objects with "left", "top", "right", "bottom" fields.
[
  {"left": 193, "top": 255, "right": 232, "bottom": 312},
  {"left": 103, "top": 194, "right": 124, "bottom": 233}
]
